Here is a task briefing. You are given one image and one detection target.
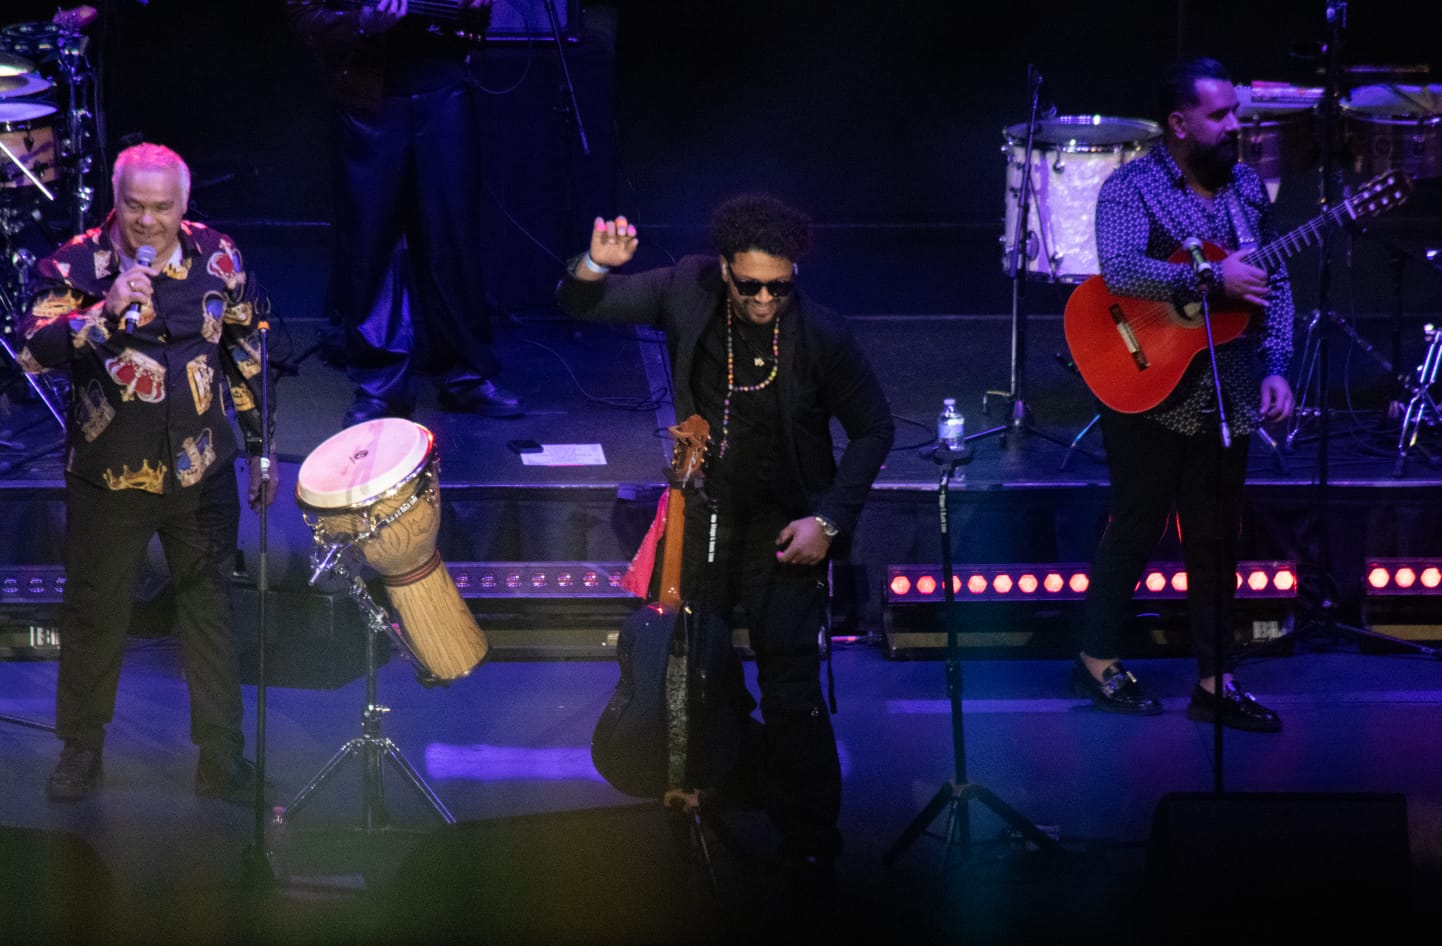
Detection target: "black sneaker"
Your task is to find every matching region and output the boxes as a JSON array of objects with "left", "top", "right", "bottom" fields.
[
  {"left": 47, "top": 742, "right": 103, "bottom": 802},
  {"left": 196, "top": 756, "right": 264, "bottom": 806}
]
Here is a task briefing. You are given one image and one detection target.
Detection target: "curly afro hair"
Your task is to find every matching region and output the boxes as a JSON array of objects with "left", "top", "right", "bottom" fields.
[{"left": 709, "top": 192, "right": 812, "bottom": 262}]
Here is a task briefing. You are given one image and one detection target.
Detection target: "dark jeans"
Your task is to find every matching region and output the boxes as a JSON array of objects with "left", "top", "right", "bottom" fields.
[
  {"left": 57, "top": 466, "right": 244, "bottom": 759},
  {"left": 332, "top": 81, "right": 500, "bottom": 409},
  {"left": 683, "top": 497, "right": 842, "bottom": 860},
  {"left": 1081, "top": 408, "right": 1251, "bottom": 679}
]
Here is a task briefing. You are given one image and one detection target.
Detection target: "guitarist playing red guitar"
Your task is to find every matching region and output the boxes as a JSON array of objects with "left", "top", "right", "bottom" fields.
[{"left": 1066, "top": 57, "right": 1299, "bottom": 734}]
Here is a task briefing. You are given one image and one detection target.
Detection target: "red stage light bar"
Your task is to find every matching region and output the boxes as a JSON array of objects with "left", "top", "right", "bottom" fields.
[
  {"left": 885, "top": 561, "right": 1298, "bottom": 604},
  {"left": 1363, "top": 559, "right": 1442, "bottom": 596}
]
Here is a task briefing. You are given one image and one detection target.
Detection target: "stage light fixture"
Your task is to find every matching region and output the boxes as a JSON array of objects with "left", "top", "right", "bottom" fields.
[{"left": 883, "top": 561, "right": 1298, "bottom": 604}]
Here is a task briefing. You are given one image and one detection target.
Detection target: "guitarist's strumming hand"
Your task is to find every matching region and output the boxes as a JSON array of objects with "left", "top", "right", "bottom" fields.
[
  {"left": 775, "top": 516, "right": 832, "bottom": 566},
  {"left": 1219, "top": 248, "right": 1270, "bottom": 307},
  {"left": 579, "top": 215, "right": 640, "bottom": 279}
]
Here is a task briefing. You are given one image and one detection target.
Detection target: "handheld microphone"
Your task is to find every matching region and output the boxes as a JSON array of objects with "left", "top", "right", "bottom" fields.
[
  {"left": 1182, "top": 237, "right": 1215, "bottom": 285},
  {"left": 123, "top": 244, "right": 156, "bottom": 333}
]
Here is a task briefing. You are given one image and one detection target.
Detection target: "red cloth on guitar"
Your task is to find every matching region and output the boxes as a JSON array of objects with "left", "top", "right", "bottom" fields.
[{"left": 620, "top": 489, "right": 669, "bottom": 598}]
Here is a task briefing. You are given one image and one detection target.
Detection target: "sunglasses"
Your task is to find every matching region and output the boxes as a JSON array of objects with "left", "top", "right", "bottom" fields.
[{"left": 727, "top": 272, "right": 795, "bottom": 298}]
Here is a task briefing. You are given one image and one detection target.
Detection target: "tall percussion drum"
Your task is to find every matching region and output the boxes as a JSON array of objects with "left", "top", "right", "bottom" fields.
[
  {"left": 296, "top": 418, "right": 489, "bottom": 681},
  {"left": 1002, "top": 116, "right": 1161, "bottom": 282},
  {"left": 1341, "top": 84, "right": 1442, "bottom": 181}
]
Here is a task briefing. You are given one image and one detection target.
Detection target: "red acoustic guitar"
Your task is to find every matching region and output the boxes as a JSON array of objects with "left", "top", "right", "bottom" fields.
[{"left": 1063, "top": 170, "right": 1413, "bottom": 414}]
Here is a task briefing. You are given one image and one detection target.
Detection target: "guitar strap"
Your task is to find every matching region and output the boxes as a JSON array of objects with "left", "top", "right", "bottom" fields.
[{"left": 1225, "top": 186, "right": 1257, "bottom": 252}]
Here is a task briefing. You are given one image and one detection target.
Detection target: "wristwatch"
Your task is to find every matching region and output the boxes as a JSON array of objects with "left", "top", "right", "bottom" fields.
[{"left": 812, "top": 515, "right": 840, "bottom": 539}]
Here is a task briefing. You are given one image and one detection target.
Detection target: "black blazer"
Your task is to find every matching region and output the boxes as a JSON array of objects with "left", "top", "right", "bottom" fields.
[{"left": 557, "top": 254, "right": 895, "bottom": 538}]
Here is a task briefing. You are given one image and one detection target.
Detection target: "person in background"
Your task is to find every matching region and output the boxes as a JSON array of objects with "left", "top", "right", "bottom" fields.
[{"left": 287, "top": 0, "right": 523, "bottom": 425}]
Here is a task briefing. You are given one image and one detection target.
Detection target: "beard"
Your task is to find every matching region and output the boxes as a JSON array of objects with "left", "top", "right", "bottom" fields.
[{"left": 1192, "top": 135, "right": 1240, "bottom": 190}]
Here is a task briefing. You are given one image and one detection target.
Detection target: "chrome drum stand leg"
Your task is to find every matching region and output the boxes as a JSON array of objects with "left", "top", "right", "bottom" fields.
[
  {"left": 274, "top": 563, "right": 455, "bottom": 853},
  {"left": 1392, "top": 323, "right": 1442, "bottom": 478}
]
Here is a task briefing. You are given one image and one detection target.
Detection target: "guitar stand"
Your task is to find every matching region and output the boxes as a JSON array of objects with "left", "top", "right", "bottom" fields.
[
  {"left": 885, "top": 441, "right": 1063, "bottom": 869},
  {"left": 272, "top": 566, "right": 454, "bottom": 855},
  {"left": 664, "top": 788, "right": 719, "bottom": 896}
]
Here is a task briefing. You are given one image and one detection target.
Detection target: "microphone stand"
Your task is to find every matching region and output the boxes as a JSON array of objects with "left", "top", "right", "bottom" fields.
[
  {"left": 993, "top": 66, "right": 1080, "bottom": 454},
  {"left": 242, "top": 320, "right": 276, "bottom": 887},
  {"left": 1249, "top": 1, "right": 1438, "bottom": 661},
  {"left": 885, "top": 431, "right": 1062, "bottom": 868}
]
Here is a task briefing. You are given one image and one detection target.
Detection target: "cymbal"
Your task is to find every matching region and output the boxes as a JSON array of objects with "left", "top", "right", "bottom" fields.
[
  {"left": 0, "top": 51, "right": 35, "bottom": 77},
  {"left": 0, "top": 73, "right": 50, "bottom": 99}
]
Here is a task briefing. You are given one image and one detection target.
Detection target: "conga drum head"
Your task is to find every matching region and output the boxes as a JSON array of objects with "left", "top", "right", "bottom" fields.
[{"left": 296, "top": 418, "right": 434, "bottom": 512}]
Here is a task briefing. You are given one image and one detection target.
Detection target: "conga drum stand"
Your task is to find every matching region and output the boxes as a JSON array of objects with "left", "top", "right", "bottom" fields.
[{"left": 275, "top": 565, "right": 456, "bottom": 835}]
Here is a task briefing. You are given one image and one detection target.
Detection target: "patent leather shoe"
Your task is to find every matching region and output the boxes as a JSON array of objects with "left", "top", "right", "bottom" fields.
[
  {"left": 437, "top": 380, "right": 523, "bottom": 418},
  {"left": 1070, "top": 659, "right": 1163, "bottom": 716},
  {"left": 1187, "top": 681, "right": 1282, "bottom": 733}
]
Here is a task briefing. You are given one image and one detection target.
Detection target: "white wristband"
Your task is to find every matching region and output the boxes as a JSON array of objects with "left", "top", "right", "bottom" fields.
[{"left": 582, "top": 253, "right": 611, "bottom": 275}]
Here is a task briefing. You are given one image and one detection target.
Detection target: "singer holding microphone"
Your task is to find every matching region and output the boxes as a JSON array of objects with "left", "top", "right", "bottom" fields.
[
  {"left": 1069, "top": 58, "right": 1294, "bottom": 731},
  {"left": 16, "top": 143, "right": 281, "bottom": 802}
]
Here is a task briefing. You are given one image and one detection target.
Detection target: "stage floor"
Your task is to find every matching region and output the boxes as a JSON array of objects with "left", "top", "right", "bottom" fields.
[
  {"left": 2, "top": 238, "right": 1442, "bottom": 941},
  {"left": 0, "top": 636, "right": 1439, "bottom": 944}
]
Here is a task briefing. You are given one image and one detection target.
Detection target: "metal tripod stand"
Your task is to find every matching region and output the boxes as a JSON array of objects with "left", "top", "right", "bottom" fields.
[
  {"left": 885, "top": 439, "right": 1063, "bottom": 868},
  {"left": 272, "top": 557, "right": 455, "bottom": 844}
]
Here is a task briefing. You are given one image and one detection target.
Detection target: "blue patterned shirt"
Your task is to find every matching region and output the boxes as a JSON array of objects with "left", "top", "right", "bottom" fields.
[{"left": 1095, "top": 144, "right": 1294, "bottom": 436}]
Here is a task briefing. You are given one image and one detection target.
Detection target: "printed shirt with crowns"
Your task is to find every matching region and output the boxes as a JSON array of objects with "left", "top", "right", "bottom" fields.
[{"left": 18, "top": 218, "right": 271, "bottom": 494}]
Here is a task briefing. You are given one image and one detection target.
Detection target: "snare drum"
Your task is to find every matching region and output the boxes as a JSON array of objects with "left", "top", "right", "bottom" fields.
[
  {"left": 296, "top": 418, "right": 489, "bottom": 680},
  {"left": 1238, "top": 103, "right": 1317, "bottom": 199},
  {"left": 1002, "top": 116, "right": 1161, "bottom": 282},
  {"left": 0, "top": 101, "right": 58, "bottom": 188},
  {"left": 1342, "top": 84, "right": 1442, "bottom": 180}
]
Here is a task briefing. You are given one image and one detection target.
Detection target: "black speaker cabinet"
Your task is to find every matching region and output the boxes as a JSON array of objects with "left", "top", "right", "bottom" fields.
[
  {"left": 232, "top": 584, "right": 385, "bottom": 689},
  {"left": 1145, "top": 791, "right": 1413, "bottom": 941}
]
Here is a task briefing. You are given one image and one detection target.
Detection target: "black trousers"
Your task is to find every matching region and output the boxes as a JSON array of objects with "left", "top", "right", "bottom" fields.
[
  {"left": 331, "top": 81, "right": 499, "bottom": 409},
  {"left": 1081, "top": 408, "right": 1251, "bottom": 679},
  {"left": 683, "top": 496, "right": 842, "bottom": 860},
  {"left": 57, "top": 466, "right": 244, "bottom": 760}
]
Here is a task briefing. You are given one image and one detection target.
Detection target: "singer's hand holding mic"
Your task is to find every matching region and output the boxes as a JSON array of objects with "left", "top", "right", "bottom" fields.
[{"left": 109, "top": 245, "right": 158, "bottom": 332}]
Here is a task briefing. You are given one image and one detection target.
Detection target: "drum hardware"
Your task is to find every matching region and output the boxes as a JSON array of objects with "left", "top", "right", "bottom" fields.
[
  {"left": 0, "top": 52, "right": 33, "bottom": 78},
  {"left": 0, "top": 246, "right": 67, "bottom": 452},
  {"left": 996, "top": 69, "right": 1161, "bottom": 451},
  {"left": 1391, "top": 323, "right": 1441, "bottom": 478},
  {"left": 1249, "top": 5, "right": 1434, "bottom": 661},
  {"left": 271, "top": 544, "right": 457, "bottom": 846}
]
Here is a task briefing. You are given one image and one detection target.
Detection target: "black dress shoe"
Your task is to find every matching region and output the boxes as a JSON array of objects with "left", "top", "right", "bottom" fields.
[
  {"left": 1187, "top": 682, "right": 1282, "bottom": 733},
  {"left": 1070, "top": 659, "right": 1164, "bottom": 716},
  {"left": 437, "top": 380, "right": 523, "bottom": 418},
  {"left": 344, "top": 395, "right": 411, "bottom": 427}
]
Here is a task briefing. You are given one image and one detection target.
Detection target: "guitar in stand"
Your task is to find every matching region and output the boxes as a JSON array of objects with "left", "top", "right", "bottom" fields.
[{"left": 590, "top": 416, "right": 740, "bottom": 891}]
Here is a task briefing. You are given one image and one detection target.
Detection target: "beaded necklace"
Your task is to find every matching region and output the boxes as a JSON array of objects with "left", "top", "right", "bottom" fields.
[{"left": 719, "top": 298, "right": 779, "bottom": 457}]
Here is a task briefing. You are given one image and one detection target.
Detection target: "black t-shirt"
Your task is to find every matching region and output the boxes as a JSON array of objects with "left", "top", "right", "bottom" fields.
[{"left": 691, "top": 301, "right": 783, "bottom": 514}]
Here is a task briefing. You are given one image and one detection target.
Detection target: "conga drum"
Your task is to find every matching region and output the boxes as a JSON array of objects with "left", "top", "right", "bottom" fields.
[{"left": 296, "top": 418, "right": 488, "bottom": 680}]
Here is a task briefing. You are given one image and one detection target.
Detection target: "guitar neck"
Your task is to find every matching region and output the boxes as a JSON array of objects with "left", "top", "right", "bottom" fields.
[
  {"left": 1247, "top": 180, "right": 1407, "bottom": 272},
  {"left": 655, "top": 486, "right": 687, "bottom": 610}
]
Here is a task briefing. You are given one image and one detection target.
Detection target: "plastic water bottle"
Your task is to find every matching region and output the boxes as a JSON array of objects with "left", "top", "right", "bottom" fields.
[
  {"left": 937, "top": 398, "right": 966, "bottom": 485},
  {"left": 937, "top": 398, "right": 965, "bottom": 450}
]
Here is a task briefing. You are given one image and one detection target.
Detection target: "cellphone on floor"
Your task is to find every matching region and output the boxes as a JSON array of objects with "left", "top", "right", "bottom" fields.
[{"left": 507, "top": 439, "right": 543, "bottom": 455}]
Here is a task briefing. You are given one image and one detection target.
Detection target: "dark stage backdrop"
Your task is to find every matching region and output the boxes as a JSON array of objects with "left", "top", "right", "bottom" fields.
[{"left": 11, "top": 0, "right": 1439, "bottom": 314}]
